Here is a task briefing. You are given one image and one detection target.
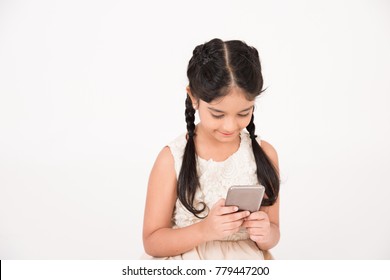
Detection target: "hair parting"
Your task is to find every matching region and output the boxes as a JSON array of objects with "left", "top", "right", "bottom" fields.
[{"left": 177, "top": 38, "right": 280, "bottom": 217}]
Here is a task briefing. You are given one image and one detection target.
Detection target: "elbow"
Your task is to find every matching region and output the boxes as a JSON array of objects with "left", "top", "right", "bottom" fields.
[
  {"left": 143, "top": 243, "right": 157, "bottom": 257},
  {"left": 143, "top": 234, "right": 165, "bottom": 258},
  {"left": 143, "top": 235, "right": 156, "bottom": 257}
]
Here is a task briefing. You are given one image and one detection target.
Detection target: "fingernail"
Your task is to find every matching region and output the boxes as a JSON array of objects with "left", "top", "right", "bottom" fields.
[{"left": 234, "top": 206, "right": 239, "bottom": 211}]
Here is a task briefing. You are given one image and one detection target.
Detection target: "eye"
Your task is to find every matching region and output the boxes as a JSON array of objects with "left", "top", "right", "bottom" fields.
[
  {"left": 238, "top": 113, "right": 250, "bottom": 117},
  {"left": 211, "top": 114, "right": 224, "bottom": 119}
]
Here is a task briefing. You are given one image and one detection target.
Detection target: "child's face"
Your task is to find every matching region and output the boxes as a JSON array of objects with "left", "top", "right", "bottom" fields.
[{"left": 197, "top": 87, "right": 255, "bottom": 143}]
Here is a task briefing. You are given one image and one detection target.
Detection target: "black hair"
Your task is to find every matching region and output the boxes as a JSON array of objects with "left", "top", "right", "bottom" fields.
[{"left": 177, "top": 38, "right": 280, "bottom": 218}]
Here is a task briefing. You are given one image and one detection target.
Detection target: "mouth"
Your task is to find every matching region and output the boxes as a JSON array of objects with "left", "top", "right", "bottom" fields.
[{"left": 219, "top": 131, "right": 235, "bottom": 137}]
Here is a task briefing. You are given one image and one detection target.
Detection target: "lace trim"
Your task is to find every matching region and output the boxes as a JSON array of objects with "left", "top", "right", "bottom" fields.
[{"left": 168, "top": 131, "right": 260, "bottom": 241}]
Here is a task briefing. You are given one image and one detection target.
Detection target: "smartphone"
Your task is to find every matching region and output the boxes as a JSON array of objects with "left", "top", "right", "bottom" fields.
[{"left": 225, "top": 185, "right": 265, "bottom": 213}]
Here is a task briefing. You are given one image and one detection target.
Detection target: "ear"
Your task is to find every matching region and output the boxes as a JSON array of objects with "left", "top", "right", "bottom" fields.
[{"left": 186, "top": 86, "right": 199, "bottom": 109}]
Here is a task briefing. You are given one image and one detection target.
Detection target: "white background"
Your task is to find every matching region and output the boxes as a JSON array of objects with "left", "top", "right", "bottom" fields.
[{"left": 0, "top": 0, "right": 389, "bottom": 259}]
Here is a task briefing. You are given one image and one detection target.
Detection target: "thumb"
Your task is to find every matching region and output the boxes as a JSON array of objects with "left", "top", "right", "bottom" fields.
[
  {"left": 212, "top": 198, "right": 226, "bottom": 209},
  {"left": 217, "top": 198, "right": 226, "bottom": 206}
]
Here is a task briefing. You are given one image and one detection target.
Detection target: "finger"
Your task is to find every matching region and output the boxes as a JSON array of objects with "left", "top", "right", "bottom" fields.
[
  {"left": 212, "top": 198, "right": 225, "bottom": 208},
  {"left": 211, "top": 199, "right": 237, "bottom": 215},
  {"left": 246, "top": 226, "right": 267, "bottom": 236},
  {"left": 246, "top": 211, "right": 268, "bottom": 221},
  {"left": 223, "top": 210, "right": 250, "bottom": 222},
  {"left": 223, "top": 227, "right": 242, "bottom": 236},
  {"left": 218, "top": 205, "right": 239, "bottom": 215},
  {"left": 242, "top": 220, "right": 268, "bottom": 228},
  {"left": 249, "top": 234, "right": 268, "bottom": 243},
  {"left": 222, "top": 219, "right": 245, "bottom": 231}
]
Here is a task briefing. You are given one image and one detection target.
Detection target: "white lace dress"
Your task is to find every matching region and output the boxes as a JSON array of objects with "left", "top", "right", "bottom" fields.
[{"left": 146, "top": 131, "right": 271, "bottom": 260}]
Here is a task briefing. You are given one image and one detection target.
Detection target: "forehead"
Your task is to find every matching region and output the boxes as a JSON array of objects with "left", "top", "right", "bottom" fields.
[{"left": 205, "top": 87, "right": 255, "bottom": 110}]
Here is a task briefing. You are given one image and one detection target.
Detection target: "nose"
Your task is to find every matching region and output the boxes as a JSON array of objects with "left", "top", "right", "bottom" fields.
[{"left": 221, "top": 117, "right": 239, "bottom": 132}]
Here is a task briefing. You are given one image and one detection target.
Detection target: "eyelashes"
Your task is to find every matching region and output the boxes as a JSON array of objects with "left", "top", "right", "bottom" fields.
[{"left": 211, "top": 113, "right": 250, "bottom": 119}]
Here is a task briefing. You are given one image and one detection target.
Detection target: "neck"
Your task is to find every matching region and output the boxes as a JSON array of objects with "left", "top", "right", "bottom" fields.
[{"left": 193, "top": 124, "right": 241, "bottom": 162}]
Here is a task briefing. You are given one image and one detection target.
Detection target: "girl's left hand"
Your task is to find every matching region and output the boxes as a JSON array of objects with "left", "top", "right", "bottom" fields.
[{"left": 242, "top": 211, "right": 271, "bottom": 243}]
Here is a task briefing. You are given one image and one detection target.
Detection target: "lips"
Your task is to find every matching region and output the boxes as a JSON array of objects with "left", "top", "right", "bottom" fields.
[{"left": 219, "top": 131, "right": 235, "bottom": 136}]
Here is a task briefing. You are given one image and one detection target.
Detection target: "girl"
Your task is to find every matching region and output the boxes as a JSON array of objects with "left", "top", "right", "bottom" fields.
[{"left": 142, "top": 38, "right": 280, "bottom": 259}]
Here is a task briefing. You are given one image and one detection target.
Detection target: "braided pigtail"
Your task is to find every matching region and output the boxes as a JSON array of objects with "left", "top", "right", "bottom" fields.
[
  {"left": 180, "top": 38, "right": 278, "bottom": 216},
  {"left": 246, "top": 114, "right": 280, "bottom": 206},
  {"left": 177, "top": 95, "right": 206, "bottom": 218}
]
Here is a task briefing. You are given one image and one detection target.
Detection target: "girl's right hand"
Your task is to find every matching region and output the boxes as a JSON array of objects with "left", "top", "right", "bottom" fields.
[{"left": 200, "top": 198, "right": 250, "bottom": 241}]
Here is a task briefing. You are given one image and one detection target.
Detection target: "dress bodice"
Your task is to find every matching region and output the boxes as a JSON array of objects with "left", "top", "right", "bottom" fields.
[{"left": 168, "top": 131, "right": 260, "bottom": 241}]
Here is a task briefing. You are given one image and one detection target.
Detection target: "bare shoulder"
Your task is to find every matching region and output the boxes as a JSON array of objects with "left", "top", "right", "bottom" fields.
[
  {"left": 149, "top": 146, "right": 176, "bottom": 184},
  {"left": 259, "top": 140, "right": 278, "bottom": 158},
  {"left": 143, "top": 145, "right": 177, "bottom": 242},
  {"left": 258, "top": 139, "right": 279, "bottom": 170},
  {"left": 155, "top": 146, "right": 175, "bottom": 167}
]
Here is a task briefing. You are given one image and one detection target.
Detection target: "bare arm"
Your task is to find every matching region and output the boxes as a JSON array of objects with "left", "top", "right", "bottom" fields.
[
  {"left": 242, "top": 140, "right": 280, "bottom": 251},
  {"left": 142, "top": 146, "right": 249, "bottom": 257}
]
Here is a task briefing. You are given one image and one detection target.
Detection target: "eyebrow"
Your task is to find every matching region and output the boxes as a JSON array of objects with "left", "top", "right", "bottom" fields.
[{"left": 207, "top": 106, "right": 253, "bottom": 114}]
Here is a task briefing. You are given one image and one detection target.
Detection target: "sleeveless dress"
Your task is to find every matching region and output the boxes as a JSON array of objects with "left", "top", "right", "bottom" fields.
[{"left": 144, "top": 131, "right": 272, "bottom": 260}]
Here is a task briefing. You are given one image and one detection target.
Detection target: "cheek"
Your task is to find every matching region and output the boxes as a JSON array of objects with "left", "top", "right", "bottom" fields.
[
  {"left": 198, "top": 112, "right": 218, "bottom": 128},
  {"left": 205, "top": 118, "right": 220, "bottom": 130},
  {"left": 240, "top": 116, "right": 252, "bottom": 128}
]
